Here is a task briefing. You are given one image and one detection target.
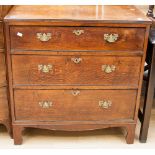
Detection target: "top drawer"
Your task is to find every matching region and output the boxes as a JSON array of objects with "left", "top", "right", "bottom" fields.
[{"left": 10, "top": 26, "right": 145, "bottom": 51}]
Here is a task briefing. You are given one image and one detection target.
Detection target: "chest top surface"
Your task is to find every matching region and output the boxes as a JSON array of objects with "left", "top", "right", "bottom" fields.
[{"left": 4, "top": 5, "right": 151, "bottom": 24}]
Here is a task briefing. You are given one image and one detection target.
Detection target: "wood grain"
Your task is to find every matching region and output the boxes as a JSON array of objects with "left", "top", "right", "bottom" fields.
[
  {"left": 0, "top": 5, "right": 12, "bottom": 20},
  {"left": 14, "top": 89, "right": 136, "bottom": 121},
  {"left": 0, "top": 87, "right": 9, "bottom": 120},
  {"left": 0, "top": 5, "right": 12, "bottom": 136},
  {"left": 0, "top": 22, "right": 4, "bottom": 48},
  {"left": 12, "top": 55, "right": 141, "bottom": 87},
  {"left": 5, "top": 5, "right": 151, "bottom": 144},
  {"left": 12, "top": 123, "right": 136, "bottom": 145},
  {"left": 0, "top": 52, "right": 7, "bottom": 87},
  {"left": 5, "top": 5, "right": 150, "bottom": 23},
  {"left": 10, "top": 26, "right": 145, "bottom": 51}
]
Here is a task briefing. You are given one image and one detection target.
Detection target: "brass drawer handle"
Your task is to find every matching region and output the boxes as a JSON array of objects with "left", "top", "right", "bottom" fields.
[
  {"left": 37, "top": 33, "right": 52, "bottom": 42},
  {"left": 99, "top": 100, "right": 112, "bottom": 109},
  {"left": 102, "top": 65, "right": 116, "bottom": 74},
  {"left": 71, "top": 90, "right": 80, "bottom": 96},
  {"left": 39, "top": 101, "right": 52, "bottom": 108},
  {"left": 71, "top": 58, "right": 82, "bottom": 64},
  {"left": 73, "top": 30, "right": 84, "bottom": 36},
  {"left": 38, "top": 64, "right": 53, "bottom": 73},
  {"left": 104, "top": 34, "right": 119, "bottom": 43}
]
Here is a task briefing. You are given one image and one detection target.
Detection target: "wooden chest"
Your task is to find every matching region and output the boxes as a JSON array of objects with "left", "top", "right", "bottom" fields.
[
  {"left": 0, "top": 5, "right": 12, "bottom": 136},
  {"left": 4, "top": 5, "right": 151, "bottom": 144}
]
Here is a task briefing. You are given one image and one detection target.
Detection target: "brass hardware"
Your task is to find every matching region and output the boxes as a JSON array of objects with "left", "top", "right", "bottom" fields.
[
  {"left": 39, "top": 101, "right": 52, "bottom": 108},
  {"left": 71, "top": 90, "right": 80, "bottom": 96},
  {"left": 104, "top": 34, "right": 119, "bottom": 43},
  {"left": 37, "top": 33, "right": 52, "bottom": 42},
  {"left": 99, "top": 100, "right": 112, "bottom": 109},
  {"left": 38, "top": 64, "right": 53, "bottom": 73},
  {"left": 73, "top": 30, "right": 84, "bottom": 36},
  {"left": 71, "top": 58, "right": 82, "bottom": 64},
  {"left": 102, "top": 65, "right": 116, "bottom": 74}
]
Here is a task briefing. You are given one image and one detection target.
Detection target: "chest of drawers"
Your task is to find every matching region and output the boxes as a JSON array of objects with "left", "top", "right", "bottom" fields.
[
  {"left": 4, "top": 5, "right": 151, "bottom": 145},
  {"left": 0, "top": 5, "right": 12, "bottom": 136}
]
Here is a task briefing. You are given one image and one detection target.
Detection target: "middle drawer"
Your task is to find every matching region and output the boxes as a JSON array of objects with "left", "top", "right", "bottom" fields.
[{"left": 12, "top": 55, "right": 141, "bottom": 86}]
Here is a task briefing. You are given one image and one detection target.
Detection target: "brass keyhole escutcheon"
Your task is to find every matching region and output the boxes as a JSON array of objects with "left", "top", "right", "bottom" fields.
[
  {"left": 73, "top": 30, "right": 84, "bottom": 36},
  {"left": 71, "top": 57, "right": 82, "bottom": 64},
  {"left": 71, "top": 90, "right": 80, "bottom": 96}
]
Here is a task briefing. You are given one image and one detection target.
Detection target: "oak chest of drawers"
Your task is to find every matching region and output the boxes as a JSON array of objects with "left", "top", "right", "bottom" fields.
[
  {"left": 4, "top": 5, "right": 151, "bottom": 144},
  {"left": 0, "top": 5, "right": 12, "bottom": 135}
]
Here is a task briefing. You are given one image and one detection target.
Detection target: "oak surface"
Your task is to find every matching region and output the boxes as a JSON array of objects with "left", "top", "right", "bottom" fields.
[
  {"left": 12, "top": 55, "right": 141, "bottom": 87},
  {"left": 0, "top": 5, "right": 12, "bottom": 20},
  {"left": 5, "top": 5, "right": 150, "bottom": 23},
  {"left": 14, "top": 89, "right": 136, "bottom": 121},
  {"left": 0, "top": 52, "right": 6, "bottom": 87},
  {"left": 5, "top": 5, "right": 151, "bottom": 144},
  {"left": 0, "top": 22, "right": 4, "bottom": 48},
  {"left": 0, "top": 87, "right": 9, "bottom": 119},
  {"left": 0, "top": 5, "right": 12, "bottom": 136},
  {"left": 10, "top": 26, "right": 145, "bottom": 51}
]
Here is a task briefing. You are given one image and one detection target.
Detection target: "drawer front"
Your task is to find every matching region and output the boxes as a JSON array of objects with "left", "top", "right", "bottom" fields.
[
  {"left": 12, "top": 55, "right": 141, "bottom": 86},
  {"left": 0, "top": 52, "right": 6, "bottom": 86},
  {"left": 14, "top": 89, "right": 136, "bottom": 121},
  {"left": 0, "top": 22, "right": 4, "bottom": 48},
  {"left": 10, "top": 26, "right": 145, "bottom": 51},
  {"left": 0, "top": 87, "right": 9, "bottom": 120}
]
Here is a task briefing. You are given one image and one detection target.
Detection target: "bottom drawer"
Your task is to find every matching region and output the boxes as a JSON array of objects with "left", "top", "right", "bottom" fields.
[
  {"left": 14, "top": 89, "right": 137, "bottom": 121},
  {"left": 0, "top": 87, "right": 9, "bottom": 120}
]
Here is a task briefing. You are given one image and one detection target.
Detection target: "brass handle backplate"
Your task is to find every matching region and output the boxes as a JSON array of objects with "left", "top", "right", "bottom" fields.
[
  {"left": 99, "top": 100, "right": 112, "bottom": 109},
  {"left": 102, "top": 65, "right": 116, "bottom": 74},
  {"left": 104, "top": 34, "right": 119, "bottom": 43},
  {"left": 39, "top": 101, "right": 52, "bottom": 108},
  {"left": 71, "top": 58, "right": 82, "bottom": 64},
  {"left": 73, "top": 30, "right": 84, "bottom": 36},
  {"left": 38, "top": 64, "right": 53, "bottom": 73},
  {"left": 71, "top": 90, "right": 80, "bottom": 96},
  {"left": 37, "top": 33, "right": 52, "bottom": 42}
]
